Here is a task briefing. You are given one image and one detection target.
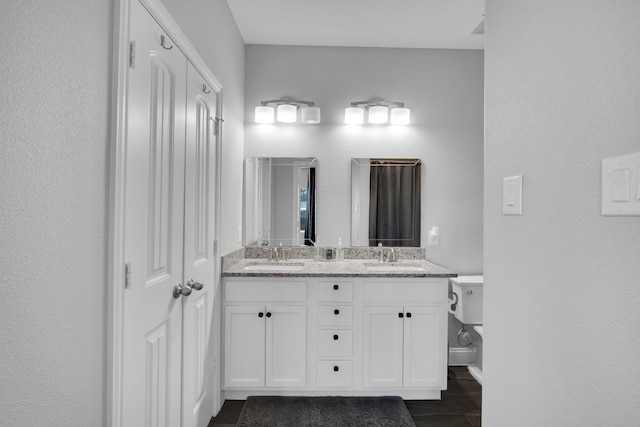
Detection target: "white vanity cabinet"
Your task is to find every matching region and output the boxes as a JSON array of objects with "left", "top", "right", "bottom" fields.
[
  {"left": 222, "top": 275, "right": 448, "bottom": 399},
  {"left": 363, "top": 306, "right": 445, "bottom": 388},
  {"left": 223, "top": 280, "right": 307, "bottom": 389},
  {"left": 362, "top": 279, "right": 448, "bottom": 391}
]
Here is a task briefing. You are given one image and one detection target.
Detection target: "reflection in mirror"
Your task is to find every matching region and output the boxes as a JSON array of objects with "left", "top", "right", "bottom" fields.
[
  {"left": 351, "top": 158, "right": 421, "bottom": 247},
  {"left": 244, "top": 157, "right": 317, "bottom": 247}
]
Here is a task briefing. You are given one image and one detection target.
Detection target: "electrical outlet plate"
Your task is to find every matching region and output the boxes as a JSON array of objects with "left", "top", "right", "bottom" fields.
[
  {"left": 428, "top": 230, "right": 439, "bottom": 245},
  {"left": 502, "top": 175, "right": 523, "bottom": 215},
  {"left": 602, "top": 152, "right": 640, "bottom": 216}
]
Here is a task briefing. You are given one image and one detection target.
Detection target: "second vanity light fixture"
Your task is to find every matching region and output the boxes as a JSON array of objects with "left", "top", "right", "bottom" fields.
[
  {"left": 345, "top": 98, "right": 410, "bottom": 125},
  {"left": 255, "top": 97, "right": 321, "bottom": 124}
]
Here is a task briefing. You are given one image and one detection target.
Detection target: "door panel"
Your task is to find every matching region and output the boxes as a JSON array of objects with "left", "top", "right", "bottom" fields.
[
  {"left": 144, "top": 321, "right": 172, "bottom": 426},
  {"left": 224, "top": 306, "right": 266, "bottom": 388},
  {"left": 182, "top": 62, "right": 218, "bottom": 427},
  {"left": 122, "top": 1, "right": 187, "bottom": 426},
  {"left": 362, "top": 306, "right": 403, "bottom": 388},
  {"left": 403, "top": 306, "right": 445, "bottom": 388},
  {"left": 266, "top": 306, "right": 307, "bottom": 387},
  {"left": 147, "top": 54, "right": 177, "bottom": 282}
]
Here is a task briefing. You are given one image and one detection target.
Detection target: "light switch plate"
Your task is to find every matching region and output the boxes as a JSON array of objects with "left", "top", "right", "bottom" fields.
[
  {"left": 602, "top": 152, "right": 640, "bottom": 216},
  {"left": 503, "top": 175, "right": 523, "bottom": 215}
]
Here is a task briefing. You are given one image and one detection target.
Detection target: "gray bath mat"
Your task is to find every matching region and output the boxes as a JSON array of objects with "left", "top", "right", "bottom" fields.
[{"left": 236, "top": 395, "right": 416, "bottom": 427}]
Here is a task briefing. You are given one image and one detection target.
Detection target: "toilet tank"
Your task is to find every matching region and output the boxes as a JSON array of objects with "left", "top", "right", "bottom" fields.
[{"left": 450, "top": 275, "right": 483, "bottom": 324}]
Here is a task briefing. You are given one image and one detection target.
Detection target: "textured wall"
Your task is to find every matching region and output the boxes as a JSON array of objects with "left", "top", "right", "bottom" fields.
[
  {"left": 0, "top": 0, "right": 112, "bottom": 425},
  {"left": 244, "top": 45, "right": 484, "bottom": 274},
  {"left": 0, "top": 0, "right": 245, "bottom": 424},
  {"left": 484, "top": 1, "right": 640, "bottom": 425}
]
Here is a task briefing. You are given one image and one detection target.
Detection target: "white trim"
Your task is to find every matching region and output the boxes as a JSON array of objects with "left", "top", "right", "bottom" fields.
[
  {"left": 223, "top": 389, "right": 442, "bottom": 400},
  {"left": 107, "top": 0, "right": 224, "bottom": 425},
  {"left": 468, "top": 364, "right": 483, "bottom": 386},
  {"left": 107, "top": 0, "right": 130, "bottom": 425},
  {"left": 448, "top": 346, "right": 477, "bottom": 366}
]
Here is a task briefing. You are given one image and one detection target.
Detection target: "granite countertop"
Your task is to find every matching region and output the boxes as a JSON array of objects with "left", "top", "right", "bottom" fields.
[{"left": 222, "top": 258, "right": 456, "bottom": 278}]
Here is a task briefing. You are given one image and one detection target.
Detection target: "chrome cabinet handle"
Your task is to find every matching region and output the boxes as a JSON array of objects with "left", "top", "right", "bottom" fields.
[
  {"left": 173, "top": 282, "right": 192, "bottom": 298},
  {"left": 187, "top": 278, "right": 204, "bottom": 291}
]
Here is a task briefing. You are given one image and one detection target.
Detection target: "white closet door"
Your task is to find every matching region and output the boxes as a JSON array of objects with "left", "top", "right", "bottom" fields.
[
  {"left": 181, "top": 62, "right": 218, "bottom": 427},
  {"left": 122, "top": 1, "right": 187, "bottom": 426}
]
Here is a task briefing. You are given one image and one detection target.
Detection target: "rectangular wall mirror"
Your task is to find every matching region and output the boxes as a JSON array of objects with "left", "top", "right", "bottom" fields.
[
  {"left": 351, "top": 158, "right": 421, "bottom": 247},
  {"left": 244, "top": 157, "right": 317, "bottom": 247}
]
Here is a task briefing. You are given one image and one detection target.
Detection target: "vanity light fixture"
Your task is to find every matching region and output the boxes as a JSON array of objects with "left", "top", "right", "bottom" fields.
[
  {"left": 345, "top": 98, "right": 410, "bottom": 125},
  {"left": 254, "top": 97, "right": 321, "bottom": 124}
]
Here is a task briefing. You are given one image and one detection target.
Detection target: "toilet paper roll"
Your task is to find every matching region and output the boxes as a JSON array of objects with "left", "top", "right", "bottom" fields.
[{"left": 448, "top": 298, "right": 456, "bottom": 315}]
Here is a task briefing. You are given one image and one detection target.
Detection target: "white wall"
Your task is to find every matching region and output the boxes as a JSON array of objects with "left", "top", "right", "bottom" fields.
[
  {"left": 484, "top": 1, "right": 640, "bottom": 425},
  {"left": 160, "top": 0, "right": 245, "bottom": 255},
  {"left": 244, "top": 45, "right": 484, "bottom": 274},
  {"left": 0, "top": 1, "right": 112, "bottom": 425},
  {"left": 0, "top": 0, "right": 244, "bottom": 425}
]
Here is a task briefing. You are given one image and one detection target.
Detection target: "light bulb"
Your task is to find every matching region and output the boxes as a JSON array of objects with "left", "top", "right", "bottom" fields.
[
  {"left": 344, "top": 107, "right": 364, "bottom": 125},
  {"left": 368, "top": 105, "right": 388, "bottom": 124},
  {"left": 277, "top": 104, "right": 297, "bottom": 123},
  {"left": 255, "top": 106, "right": 274, "bottom": 124},
  {"left": 301, "top": 106, "right": 321, "bottom": 124},
  {"left": 390, "top": 107, "right": 410, "bottom": 125}
]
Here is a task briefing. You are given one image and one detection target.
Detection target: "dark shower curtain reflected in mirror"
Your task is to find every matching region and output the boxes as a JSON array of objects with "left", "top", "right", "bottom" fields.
[
  {"left": 369, "top": 159, "right": 421, "bottom": 247},
  {"left": 304, "top": 167, "right": 316, "bottom": 246}
]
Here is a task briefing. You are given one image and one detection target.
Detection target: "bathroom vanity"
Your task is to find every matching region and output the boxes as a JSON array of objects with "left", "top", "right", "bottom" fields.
[{"left": 221, "top": 253, "right": 456, "bottom": 400}]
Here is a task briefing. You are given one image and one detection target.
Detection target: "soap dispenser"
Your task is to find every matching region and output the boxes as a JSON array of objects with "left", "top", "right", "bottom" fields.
[{"left": 337, "top": 237, "right": 344, "bottom": 261}]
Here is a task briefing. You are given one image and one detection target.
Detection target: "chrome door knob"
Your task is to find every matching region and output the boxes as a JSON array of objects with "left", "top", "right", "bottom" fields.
[
  {"left": 173, "top": 282, "right": 192, "bottom": 298},
  {"left": 187, "top": 278, "right": 204, "bottom": 291}
]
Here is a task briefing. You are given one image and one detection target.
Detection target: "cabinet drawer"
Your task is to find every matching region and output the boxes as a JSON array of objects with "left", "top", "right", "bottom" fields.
[
  {"left": 225, "top": 280, "right": 307, "bottom": 302},
  {"left": 317, "top": 281, "right": 353, "bottom": 302},
  {"left": 317, "top": 361, "right": 353, "bottom": 388},
  {"left": 317, "top": 330, "right": 353, "bottom": 357},
  {"left": 363, "top": 279, "right": 445, "bottom": 304},
  {"left": 316, "top": 305, "right": 353, "bottom": 327}
]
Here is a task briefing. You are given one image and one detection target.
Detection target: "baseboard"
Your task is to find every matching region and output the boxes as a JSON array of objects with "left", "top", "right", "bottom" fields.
[
  {"left": 448, "top": 346, "right": 477, "bottom": 366},
  {"left": 468, "top": 364, "right": 483, "bottom": 386}
]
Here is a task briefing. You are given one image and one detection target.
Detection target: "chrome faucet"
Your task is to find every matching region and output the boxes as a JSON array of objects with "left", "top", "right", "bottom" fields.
[
  {"left": 269, "top": 246, "right": 287, "bottom": 261},
  {"left": 377, "top": 244, "right": 397, "bottom": 262},
  {"left": 385, "top": 247, "right": 397, "bottom": 263}
]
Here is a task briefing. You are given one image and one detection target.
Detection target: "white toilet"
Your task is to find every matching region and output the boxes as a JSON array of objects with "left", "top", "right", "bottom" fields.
[{"left": 450, "top": 275, "right": 484, "bottom": 385}]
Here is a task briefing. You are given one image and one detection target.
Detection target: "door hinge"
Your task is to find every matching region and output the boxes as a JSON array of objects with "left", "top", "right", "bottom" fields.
[
  {"left": 124, "top": 262, "right": 132, "bottom": 289},
  {"left": 129, "top": 41, "right": 136, "bottom": 69}
]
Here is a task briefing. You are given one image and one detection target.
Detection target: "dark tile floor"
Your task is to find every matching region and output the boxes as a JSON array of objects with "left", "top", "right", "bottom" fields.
[{"left": 208, "top": 366, "right": 481, "bottom": 426}]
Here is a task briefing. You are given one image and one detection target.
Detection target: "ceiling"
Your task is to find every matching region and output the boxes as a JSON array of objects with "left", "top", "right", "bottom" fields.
[{"left": 226, "top": 0, "right": 485, "bottom": 50}]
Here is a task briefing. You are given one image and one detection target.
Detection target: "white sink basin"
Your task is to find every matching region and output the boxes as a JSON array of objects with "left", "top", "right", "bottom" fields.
[
  {"left": 365, "top": 264, "right": 425, "bottom": 272},
  {"left": 243, "top": 264, "right": 304, "bottom": 272}
]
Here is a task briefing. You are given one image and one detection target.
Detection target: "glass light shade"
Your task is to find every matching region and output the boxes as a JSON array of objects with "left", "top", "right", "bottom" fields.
[
  {"left": 301, "top": 106, "right": 321, "bottom": 124},
  {"left": 255, "top": 105, "right": 274, "bottom": 124},
  {"left": 368, "top": 105, "right": 389, "bottom": 124},
  {"left": 390, "top": 107, "right": 411, "bottom": 125},
  {"left": 344, "top": 107, "right": 364, "bottom": 125},
  {"left": 276, "top": 104, "right": 297, "bottom": 123}
]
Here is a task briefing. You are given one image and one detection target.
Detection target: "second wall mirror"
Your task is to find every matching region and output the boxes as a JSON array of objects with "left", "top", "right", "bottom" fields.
[{"left": 351, "top": 158, "right": 421, "bottom": 247}]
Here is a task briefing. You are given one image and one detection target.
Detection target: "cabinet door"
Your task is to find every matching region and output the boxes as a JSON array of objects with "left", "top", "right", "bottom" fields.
[
  {"left": 362, "top": 306, "right": 404, "bottom": 388},
  {"left": 224, "top": 306, "right": 265, "bottom": 388},
  {"left": 403, "top": 306, "right": 446, "bottom": 388},
  {"left": 265, "top": 306, "right": 307, "bottom": 387}
]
